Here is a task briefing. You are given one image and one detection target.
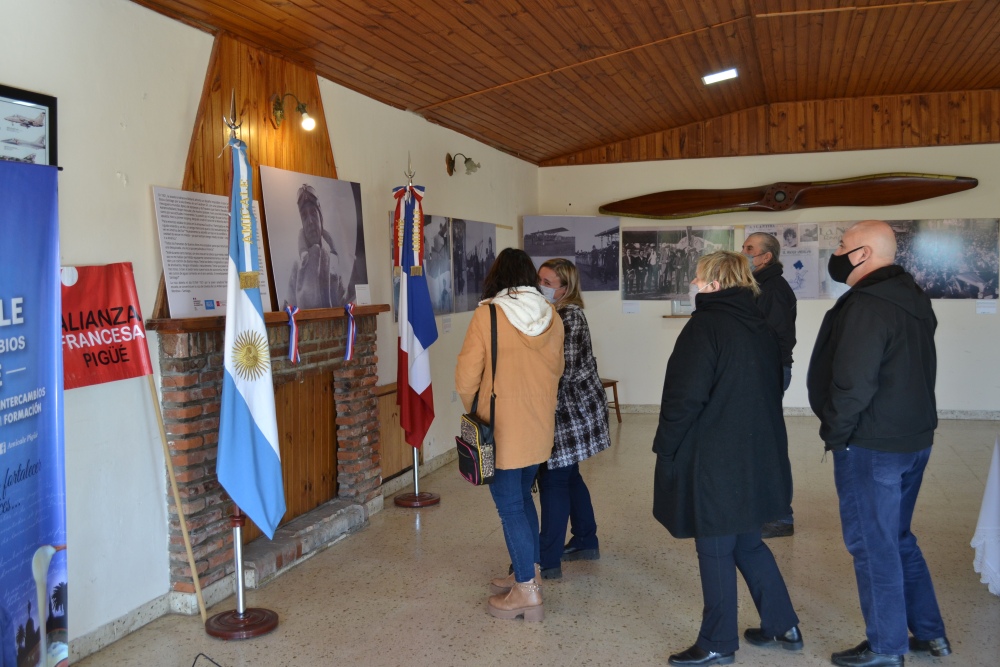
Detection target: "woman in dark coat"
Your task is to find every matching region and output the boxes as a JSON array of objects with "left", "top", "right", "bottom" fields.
[
  {"left": 653, "top": 251, "right": 801, "bottom": 667},
  {"left": 536, "top": 258, "right": 612, "bottom": 578}
]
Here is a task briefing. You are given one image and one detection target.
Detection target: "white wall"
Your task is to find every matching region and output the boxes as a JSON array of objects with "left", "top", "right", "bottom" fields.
[
  {"left": 321, "top": 82, "right": 538, "bottom": 462},
  {"left": 0, "top": 0, "right": 538, "bottom": 641},
  {"left": 538, "top": 145, "right": 1000, "bottom": 412},
  {"left": 1, "top": 0, "right": 214, "bottom": 640}
]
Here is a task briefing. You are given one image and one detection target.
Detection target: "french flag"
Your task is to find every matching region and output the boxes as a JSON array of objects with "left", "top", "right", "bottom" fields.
[{"left": 394, "top": 184, "right": 438, "bottom": 447}]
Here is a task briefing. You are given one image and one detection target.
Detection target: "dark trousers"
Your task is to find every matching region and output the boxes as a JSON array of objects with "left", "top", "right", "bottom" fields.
[
  {"left": 774, "top": 365, "right": 794, "bottom": 524},
  {"left": 538, "top": 462, "right": 598, "bottom": 569},
  {"left": 833, "top": 446, "right": 945, "bottom": 655},
  {"left": 694, "top": 532, "right": 799, "bottom": 654},
  {"left": 489, "top": 465, "right": 541, "bottom": 583}
]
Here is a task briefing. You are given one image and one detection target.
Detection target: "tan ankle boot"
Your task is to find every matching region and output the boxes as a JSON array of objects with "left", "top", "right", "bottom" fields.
[
  {"left": 487, "top": 579, "right": 543, "bottom": 621},
  {"left": 489, "top": 564, "right": 541, "bottom": 594}
]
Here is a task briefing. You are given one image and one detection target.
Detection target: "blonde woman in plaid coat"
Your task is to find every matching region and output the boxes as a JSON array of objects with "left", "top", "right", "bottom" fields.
[{"left": 536, "top": 258, "right": 612, "bottom": 578}]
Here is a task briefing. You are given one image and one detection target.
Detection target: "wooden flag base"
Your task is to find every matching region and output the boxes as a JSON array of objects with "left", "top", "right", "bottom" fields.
[
  {"left": 394, "top": 491, "right": 441, "bottom": 508},
  {"left": 205, "top": 608, "right": 279, "bottom": 640}
]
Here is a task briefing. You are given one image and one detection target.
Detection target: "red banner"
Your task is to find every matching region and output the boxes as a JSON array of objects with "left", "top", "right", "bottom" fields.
[{"left": 60, "top": 262, "right": 153, "bottom": 390}]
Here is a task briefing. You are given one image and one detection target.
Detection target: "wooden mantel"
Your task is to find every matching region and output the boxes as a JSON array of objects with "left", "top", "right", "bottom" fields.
[{"left": 147, "top": 304, "right": 389, "bottom": 334}]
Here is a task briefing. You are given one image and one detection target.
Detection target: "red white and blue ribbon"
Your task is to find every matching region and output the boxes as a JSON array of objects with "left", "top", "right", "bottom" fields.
[
  {"left": 284, "top": 305, "right": 300, "bottom": 363},
  {"left": 344, "top": 302, "right": 357, "bottom": 361},
  {"left": 392, "top": 184, "right": 424, "bottom": 276}
]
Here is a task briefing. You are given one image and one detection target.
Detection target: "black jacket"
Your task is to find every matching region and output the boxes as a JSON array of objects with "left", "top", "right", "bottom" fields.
[
  {"left": 754, "top": 262, "right": 797, "bottom": 367},
  {"left": 652, "top": 287, "right": 792, "bottom": 539},
  {"left": 807, "top": 266, "right": 937, "bottom": 453}
]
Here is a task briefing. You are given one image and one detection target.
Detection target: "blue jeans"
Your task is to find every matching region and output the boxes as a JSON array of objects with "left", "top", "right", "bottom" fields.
[
  {"left": 833, "top": 446, "right": 946, "bottom": 655},
  {"left": 694, "top": 532, "right": 799, "bottom": 654},
  {"left": 538, "top": 462, "right": 598, "bottom": 569},
  {"left": 489, "top": 465, "right": 541, "bottom": 583}
]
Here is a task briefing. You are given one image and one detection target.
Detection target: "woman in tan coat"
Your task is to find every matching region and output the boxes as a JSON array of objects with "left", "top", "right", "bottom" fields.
[{"left": 455, "top": 248, "right": 565, "bottom": 621}]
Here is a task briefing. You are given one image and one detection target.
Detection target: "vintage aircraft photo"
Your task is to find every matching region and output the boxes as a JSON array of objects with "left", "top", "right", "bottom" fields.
[
  {"left": 1, "top": 134, "right": 45, "bottom": 149},
  {"left": 0, "top": 153, "right": 36, "bottom": 163},
  {"left": 4, "top": 110, "right": 45, "bottom": 128}
]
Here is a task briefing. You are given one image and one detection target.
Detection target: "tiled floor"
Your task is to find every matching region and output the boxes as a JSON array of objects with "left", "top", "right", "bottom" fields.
[{"left": 77, "top": 415, "right": 1000, "bottom": 666}]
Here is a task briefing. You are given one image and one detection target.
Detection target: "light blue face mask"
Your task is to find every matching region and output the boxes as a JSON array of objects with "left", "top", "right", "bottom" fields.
[
  {"left": 538, "top": 284, "right": 558, "bottom": 303},
  {"left": 744, "top": 253, "right": 760, "bottom": 272}
]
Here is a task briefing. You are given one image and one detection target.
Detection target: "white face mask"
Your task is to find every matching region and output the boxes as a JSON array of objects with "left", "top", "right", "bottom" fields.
[
  {"left": 688, "top": 282, "right": 701, "bottom": 305},
  {"left": 539, "top": 284, "right": 558, "bottom": 303}
]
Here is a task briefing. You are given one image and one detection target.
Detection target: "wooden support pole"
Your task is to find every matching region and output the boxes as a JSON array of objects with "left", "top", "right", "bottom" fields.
[{"left": 147, "top": 374, "right": 208, "bottom": 622}]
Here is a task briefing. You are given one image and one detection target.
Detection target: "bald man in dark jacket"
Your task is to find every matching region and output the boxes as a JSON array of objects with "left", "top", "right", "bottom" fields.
[{"left": 808, "top": 220, "right": 949, "bottom": 667}]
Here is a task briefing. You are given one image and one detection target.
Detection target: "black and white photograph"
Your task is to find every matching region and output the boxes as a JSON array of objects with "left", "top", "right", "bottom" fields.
[
  {"left": 893, "top": 218, "right": 999, "bottom": 299},
  {"left": 0, "top": 84, "right": 57, "bottom": 166},
  {"left": 523, "top": 215, "right": 619, "bottom": 291},
  {"left": 452, "top": 217, "right": 497, "bottom": 313},
  {"left": 260, "top": 165, "right": 369, "bottom": 310},
  {"left": 423, "top": 214, "right": 453, "bottom": 315},
  {"left": 621, "top": 226, "right": 734, "bottom": 300},
  {"left": 777, "top": 224, "right": 800, "bottom": 249}
]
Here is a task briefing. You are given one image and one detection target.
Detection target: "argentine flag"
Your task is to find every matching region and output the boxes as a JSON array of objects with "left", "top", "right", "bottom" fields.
[{"left": 217, "top": 136, "right": 285, "bottom": 539}]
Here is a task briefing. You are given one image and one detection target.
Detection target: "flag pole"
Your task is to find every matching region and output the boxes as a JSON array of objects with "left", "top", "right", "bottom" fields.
[
  {"left": 204, "top": 506, "right": 279, "bottom": 639},
  {"left": 393, "top": 445, "right": 440, "bottom": 507},
  {"left": 205, "top": 89, "right": 282, "bottom": 639},
  {"left": 393, "top": 158, "right": 440, "bottom": 509},
  {"left": 147, "top": 375, "right": 207, "bottom": 622}
]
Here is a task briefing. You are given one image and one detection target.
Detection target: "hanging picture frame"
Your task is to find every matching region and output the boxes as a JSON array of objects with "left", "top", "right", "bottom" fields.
[{"left": 0, "top": 84, "right": 58, "bottom": 166}]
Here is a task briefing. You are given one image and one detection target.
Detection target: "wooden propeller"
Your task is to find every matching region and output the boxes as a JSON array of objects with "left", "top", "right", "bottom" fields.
[{"left": 598, "top": 173, "right": 978, "bottom": 220}]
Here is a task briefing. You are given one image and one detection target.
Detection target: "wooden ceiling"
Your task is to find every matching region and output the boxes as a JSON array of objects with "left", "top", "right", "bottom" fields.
[{"left": 132, "top": 0, "right": 1000, "bottom": 166}]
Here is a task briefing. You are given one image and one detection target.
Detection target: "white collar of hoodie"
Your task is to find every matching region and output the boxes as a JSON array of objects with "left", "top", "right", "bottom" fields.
[{"left": 481, "top": 288, "right": 553, "bottom": 336}]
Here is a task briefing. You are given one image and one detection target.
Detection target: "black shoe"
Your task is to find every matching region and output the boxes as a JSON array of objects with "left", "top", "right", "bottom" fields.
[
  {"left": 761, "top": 521, "right": 794, "bottom": 538},
  {"left": 667, "top": 644, "right": 735, "bottom": 666},
  {"left": 831, "top": 641, "right": 903, "bottom": 667},
  {"left": 562, "top": 543, "right": 600, "bottom": 561},
  {"left": 540, "top": 566, "right": 562, "bottom": 580},
  {"left": 743, "top": 625, "right": 803, "bottom": 651},
  {"left": 909, "top": 636, "right": 951, "bottom": 656}
]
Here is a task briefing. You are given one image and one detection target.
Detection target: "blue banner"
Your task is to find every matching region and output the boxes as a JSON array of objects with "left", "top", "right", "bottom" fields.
[{"left": 0, "top": 162, "right": 67, "bottom": 667}]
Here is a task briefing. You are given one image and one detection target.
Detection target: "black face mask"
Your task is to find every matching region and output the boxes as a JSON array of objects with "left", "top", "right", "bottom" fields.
[{"left": 828, "top": 246, "right": 865, "bottom": 284}]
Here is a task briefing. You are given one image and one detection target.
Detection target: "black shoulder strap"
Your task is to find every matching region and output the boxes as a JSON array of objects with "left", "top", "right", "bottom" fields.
[{"left": 470, "top": 304, "right": 498, "bottom": 427}]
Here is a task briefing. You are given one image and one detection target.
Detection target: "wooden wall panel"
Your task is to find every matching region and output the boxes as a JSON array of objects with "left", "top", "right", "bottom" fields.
[
  {"left": 153, "top": 33, "right": 336, "bottom": 318},
  {"left": 542, "top": 89, "right": 1000, "bottom": 166},
  {"left": 374, "top": 384, "right": 415, "bottom": 482},
  {"left": 243, "top": 370, "right": 338, "bottom": 544}
]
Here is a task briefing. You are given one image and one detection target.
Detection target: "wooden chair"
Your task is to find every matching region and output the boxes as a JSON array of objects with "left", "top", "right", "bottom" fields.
[{"left": 600, "top": 378, "right": 621, "bottom": 423}]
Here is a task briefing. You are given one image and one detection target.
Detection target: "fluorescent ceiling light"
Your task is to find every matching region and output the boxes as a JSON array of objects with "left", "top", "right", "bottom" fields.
[{"left": 702, "top": 68, "right": 738, "bottom": 85}]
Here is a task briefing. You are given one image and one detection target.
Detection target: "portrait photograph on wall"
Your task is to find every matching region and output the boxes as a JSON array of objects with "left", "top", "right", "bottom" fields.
[
  {"left": 621, "top": 226, "right": 734, "bottom": 300},
  {"left": 260, "top": 166, "right": 369, "bottom": 310},
  {"left": 523, "top": 215, "right": 620, "bottom": 291},
  {"left": 452, "top": 218, "right": 496, "bottom": 313}
]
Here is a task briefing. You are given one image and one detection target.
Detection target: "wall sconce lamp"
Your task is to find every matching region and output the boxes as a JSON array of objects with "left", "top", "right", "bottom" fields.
[
  {"left": 270, "top": 93, "right": 316, "bottom": 131},
  {"left": 446, "top": 152, "right": 480, "bottom": 176}
]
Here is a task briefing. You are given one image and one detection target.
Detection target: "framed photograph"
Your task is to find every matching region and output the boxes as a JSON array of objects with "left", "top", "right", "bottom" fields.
[
  {"left": 0, "top": 84, "right": 57, "bottom": 166},
  {"left": 259, "top": 165, "right": 369, "bottom": 310}
]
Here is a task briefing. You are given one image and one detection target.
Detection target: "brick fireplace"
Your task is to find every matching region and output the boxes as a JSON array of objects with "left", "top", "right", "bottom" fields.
[{"left": 148, "top": 306, "right": 388, "bottom": 595}]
